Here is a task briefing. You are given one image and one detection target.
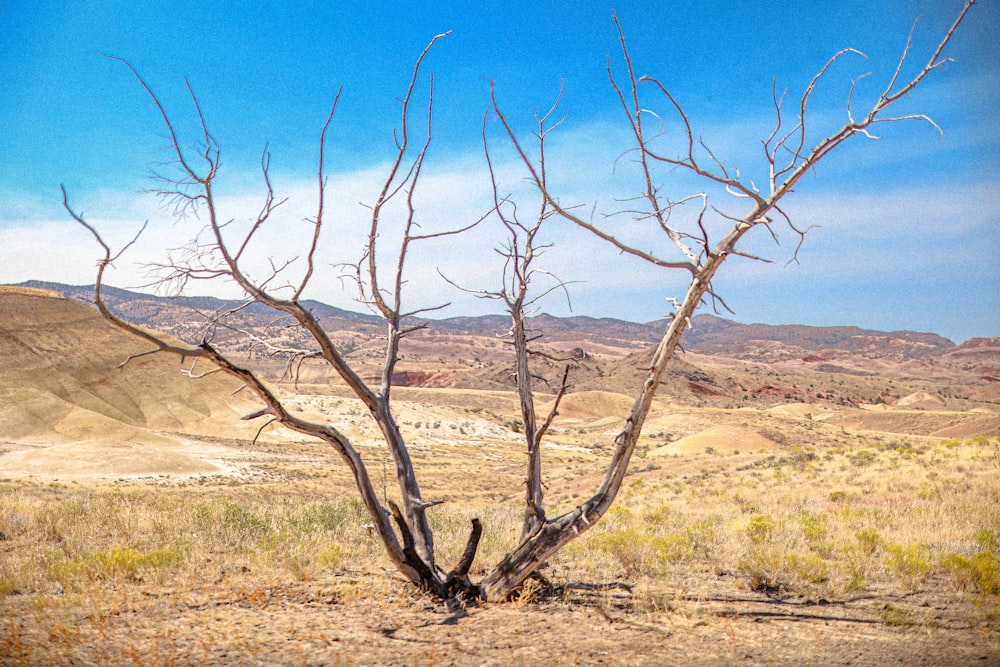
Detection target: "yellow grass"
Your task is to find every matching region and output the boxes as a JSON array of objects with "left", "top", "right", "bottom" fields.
[
  {"left": 2, "top": 290, "right": 999, "bottom": 663},
  {"left": 2, "top": 421, "right": 999, "bottom": 664}
]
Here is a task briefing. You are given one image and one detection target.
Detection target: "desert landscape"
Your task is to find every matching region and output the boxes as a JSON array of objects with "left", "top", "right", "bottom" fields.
[{"left": 1, "top": 284, "right": 998, "bottom": 665}]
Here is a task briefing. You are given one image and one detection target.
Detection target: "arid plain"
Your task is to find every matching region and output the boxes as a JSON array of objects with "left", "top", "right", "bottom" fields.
[{"left": 1, "top": 285, "right": 998, "bottom": 665}]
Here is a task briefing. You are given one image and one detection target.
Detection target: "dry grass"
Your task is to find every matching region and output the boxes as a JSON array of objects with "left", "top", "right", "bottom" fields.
[
  {"left": 3, "top": 286, "right": 999, "bottom": 663},
  {"left": 566, "top": 435, "right": 1000, "bottom": 600},
  {"left": 2, "top": 423, "right": 999, "bottom": 664}
]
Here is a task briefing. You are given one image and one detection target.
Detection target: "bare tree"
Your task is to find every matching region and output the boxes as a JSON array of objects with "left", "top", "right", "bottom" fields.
[
  {"left": 64, "top": 0, "right": 976, "bottom": 603},
  {"left": 65, "top": 33, "right": 487, "bottom": 601},
  {"left": 478, "top": 0, "right": 977, "bottom": 599}
]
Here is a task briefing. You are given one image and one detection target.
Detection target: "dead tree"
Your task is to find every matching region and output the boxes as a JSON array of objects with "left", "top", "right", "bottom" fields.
[
  {"left": 478, "top": 0, "right": 976, "bottom": 599},
  {"left": 63, "top": 1, "right": 976, "bottom": 603},
  {"left": 65, "top": 33, "right": 485, "bottom": 601}
]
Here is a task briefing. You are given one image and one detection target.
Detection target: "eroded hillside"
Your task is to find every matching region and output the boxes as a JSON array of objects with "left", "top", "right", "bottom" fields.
[
  {"left": 1, "top": 286, "right": 997, "bottom": 484},
  {"left": 0, "top": 287, "right": 263, "bottom": 478},
  {"left": 13, "top": 281, "right": 999, "bottom": 410}
]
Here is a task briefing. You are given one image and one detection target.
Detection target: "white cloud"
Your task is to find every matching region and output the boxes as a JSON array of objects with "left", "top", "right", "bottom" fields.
[{"left": 3, "top": 104, "right": 996, "bottom": 341}]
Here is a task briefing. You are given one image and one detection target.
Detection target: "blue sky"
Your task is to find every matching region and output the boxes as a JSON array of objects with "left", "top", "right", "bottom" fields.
[{"left": 1, "top": 0, "right": 997, "bottom": 342}]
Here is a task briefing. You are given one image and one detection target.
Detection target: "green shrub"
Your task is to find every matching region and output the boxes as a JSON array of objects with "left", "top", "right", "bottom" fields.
[
  {"left": 785, "top": 552, "right": 829, "bottom": 584},
  {"left": 590, "top": 528, "right": 670, "bottom": 577},
  {"left": 739, "top": 547, "right": 783, "bottom": 592},
  {"left": 317, "top": 543, "right": 343, "bottom": 569},
  {"left": 854, "top": 529, "right": 881, "bottom": 556},
  {"left": 659, "top": 533, "right": 696, "bottom": 563},
  {"left": 644, "top": 505, "right": 672, "bottom": 526},
  {"left": 800, "top": 513, "right": 827, "bottom": 544},
  {"left": 849, "top": 450, "right": 877, "bottom": 466},
  {"left": 824, "top": 530, "right": 885, "bottom": 592},
  {"left": 193, "top": 499, "right": 273, "bottom": 549},
  {"left": 942, "top": 551, "right": 1000, "bottom": 595},
  {"left": 975, "top": 529, "right": 998, "bottom": 553},
  {"left": 739, "top": 548, "right": 829, "bottom": 594},
  {"left": 836, "top": 544, "right": 872, "bottom": 592},
  {"left": 883, "top": 542, "right": 932, "bottom": 588},
  {"left": 300, "top": 500, "right": 360, "bottom": 532},
  {"left": 50, "top": 545, "right": 180, "bottom": 583},
  {"left": 683, "top": 517, "right": 722, "bottom": 559},
  {"left": 746, "top": 514, "right": 775, "bottom": 543},
  {"left": 880, "top": 602, "right": 916, "bottom": 626},
  {"left": 606, "top": 506, "right": 633, "bottom": 521}
]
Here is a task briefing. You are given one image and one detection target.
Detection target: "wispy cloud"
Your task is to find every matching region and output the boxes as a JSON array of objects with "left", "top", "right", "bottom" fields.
[{"left": 3, "top": 92, "right": 996, "bottom": 341}]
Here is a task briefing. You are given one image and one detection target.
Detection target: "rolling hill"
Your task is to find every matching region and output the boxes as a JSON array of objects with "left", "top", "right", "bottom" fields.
[
  {"left": 0, "top": 286, "right": 262, "bottom": 478},
  {"left": 13, "top": 280, "right": 961, "bottom": 359},
  {"left": 1, "top": 284, "right": 997, "bottom": 483},
  {"left": 11, "top": 281, "right": 997, "bottom": 408}
]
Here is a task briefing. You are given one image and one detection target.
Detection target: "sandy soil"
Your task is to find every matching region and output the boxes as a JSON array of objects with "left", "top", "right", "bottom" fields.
[
  {"left": 2, "top": 288, "right": 998, "bottom": 665},
  {"left": 4, "top": 569, "right": 996, "bottom": 666},
  {"left": 2, "top": 417, "right": 997, "bottom": 666}
]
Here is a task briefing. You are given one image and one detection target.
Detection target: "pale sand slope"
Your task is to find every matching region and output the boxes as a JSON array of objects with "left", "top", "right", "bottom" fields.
[
  {"left": 648, "top": 424, "right": 781, "bottom": 456},
  {"left": 0, "top": 287, "right": 264, "bottom": 478}
]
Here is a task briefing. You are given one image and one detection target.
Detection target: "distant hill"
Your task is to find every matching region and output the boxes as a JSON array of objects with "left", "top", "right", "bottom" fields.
[
  {"left": 679, "top": 314, "right": 954, "bottom": 361},
  {"left": 2, "top": 283, "right": 997, "bottom": 453},
  {"left": 0, "top": 286, "right": 260, "bottom": 454},
  {"left": 15, "top": 280, "right": 381, "bottom": 337},
  {"left": 10, "top": 281, "right": 962, "bottom": 363}
]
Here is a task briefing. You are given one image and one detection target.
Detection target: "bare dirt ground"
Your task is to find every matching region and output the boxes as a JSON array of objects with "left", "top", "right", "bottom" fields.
[
  {"left": 3, "top": 397, "right": 999, "bottom": 666},
  {"left": 4, "top": 572, "right": 997, "bottom": 666},
  {"left": 1, "top": 288, "right": 998, "bottom": 665}
]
